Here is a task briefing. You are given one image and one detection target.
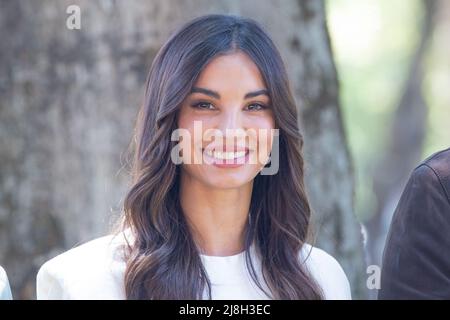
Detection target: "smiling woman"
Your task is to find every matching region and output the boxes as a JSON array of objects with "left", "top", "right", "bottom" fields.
[{"left": 36, "top": 14, "right": 351, "bottom": 300}]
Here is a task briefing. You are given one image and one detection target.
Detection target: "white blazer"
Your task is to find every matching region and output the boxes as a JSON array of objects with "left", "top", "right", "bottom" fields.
[
  {"left": 0, "top": 266, "right": 12, "bottom": 300},
  {"left": 36, "top": 231, "right": 351, "bottom": 300}
]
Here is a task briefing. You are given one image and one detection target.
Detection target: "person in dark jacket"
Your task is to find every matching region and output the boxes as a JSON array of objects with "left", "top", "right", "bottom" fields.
[{"left": 379, "top": 147, "right": 450, "bottom": 299}]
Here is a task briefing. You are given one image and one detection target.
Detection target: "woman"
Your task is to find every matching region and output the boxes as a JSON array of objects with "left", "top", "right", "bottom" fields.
[{"left": 37, "top": 14, "right": 351, "bottom": 300}]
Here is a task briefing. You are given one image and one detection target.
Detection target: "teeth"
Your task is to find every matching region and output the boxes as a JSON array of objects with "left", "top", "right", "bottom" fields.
[{"left": 205, "top": 150, "right": 246, "bottom": 160}]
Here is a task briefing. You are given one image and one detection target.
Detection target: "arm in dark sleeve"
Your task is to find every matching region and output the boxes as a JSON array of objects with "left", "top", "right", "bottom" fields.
[{"left": 378, "top": 164, "right": 450, "bottom": 299}]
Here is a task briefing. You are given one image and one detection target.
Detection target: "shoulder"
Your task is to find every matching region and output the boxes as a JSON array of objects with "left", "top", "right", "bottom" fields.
[
  {"left": 421, "top": 147, "right": 450, "bottom": 178},
  {"left": 395, "top": 149, "right": 450, "bottom": 216},
  {"left": 414, "top": 148, "right": 450, "bottom": 200},
  {"left": 300, "top": 243, "right": 352, "bottom": 300},
  {"left": 36, "top": 233, "right": 129, "bottom": 299}
]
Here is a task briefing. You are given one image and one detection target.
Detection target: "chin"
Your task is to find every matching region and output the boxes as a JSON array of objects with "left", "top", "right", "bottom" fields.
[{"left": 201, "top": 167, "right": 257, "bottom": 189}]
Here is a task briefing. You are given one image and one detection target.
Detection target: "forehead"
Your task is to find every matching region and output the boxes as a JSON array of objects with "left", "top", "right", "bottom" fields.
[{"left": 194, "top": 51, "right": 267, "bottom": 92}]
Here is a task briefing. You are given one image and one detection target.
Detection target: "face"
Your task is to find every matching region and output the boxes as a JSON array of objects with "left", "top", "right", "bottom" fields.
[{"left": 176, "top": 51, "right": 276, "bottom": 189}]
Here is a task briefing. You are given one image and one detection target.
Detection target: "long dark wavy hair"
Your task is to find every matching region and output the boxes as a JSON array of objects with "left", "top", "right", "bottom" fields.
[{"left": 120, "top": 14, "right": 323, "bottom": 300}]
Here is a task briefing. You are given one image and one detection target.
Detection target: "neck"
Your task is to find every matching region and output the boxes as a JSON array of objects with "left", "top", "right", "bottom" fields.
[{"left": 179, "top": 171, "right": 253, "bottom": 256}]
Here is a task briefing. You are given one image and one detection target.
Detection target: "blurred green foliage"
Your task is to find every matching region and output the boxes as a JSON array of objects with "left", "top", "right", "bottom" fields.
[{"left": 326, "top": 0, "right": 449, "bottom": 222}]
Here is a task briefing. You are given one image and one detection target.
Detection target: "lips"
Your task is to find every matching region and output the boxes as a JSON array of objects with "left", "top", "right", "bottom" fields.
[{"left": 202, "top": 147, "right": 250, "bottom": 167}]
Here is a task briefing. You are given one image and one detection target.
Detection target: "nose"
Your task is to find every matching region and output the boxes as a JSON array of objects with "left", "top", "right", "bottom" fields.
[
  {"left": 218, "top": 108, "right": 243, "bottom": 131},
  {"left": 216, "top": 107, "right": 246, "bottom": 148}
]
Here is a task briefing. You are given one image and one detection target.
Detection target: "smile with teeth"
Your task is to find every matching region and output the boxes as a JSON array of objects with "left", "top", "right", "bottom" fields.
[{"left": 205, "top": 150, "right": 247, "bottom": 160}]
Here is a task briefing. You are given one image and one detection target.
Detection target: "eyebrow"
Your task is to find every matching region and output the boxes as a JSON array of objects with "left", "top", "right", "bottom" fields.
[{"left": 190, "top": 87, "right": 269, "bottom": 99}]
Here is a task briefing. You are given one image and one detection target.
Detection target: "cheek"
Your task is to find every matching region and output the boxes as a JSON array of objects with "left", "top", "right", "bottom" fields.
[
  {"left": 246, "top": 115, "right": 275, "bottom": 170},
  {"left": 248, "top": 112, "right": 275, "bottom": 131},
  {"left": 247, "top": 115, "right": 275, "bottom": 154},
  {"left": 177, "top": 114, "right": 214, "bottom": 164},
  {"left": 177, "top": 109, "right": 196, "bottom": 163}
]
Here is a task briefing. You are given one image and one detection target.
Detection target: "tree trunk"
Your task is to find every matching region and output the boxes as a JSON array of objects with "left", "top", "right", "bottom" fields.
[
  {"left": 365, "top": 0, "right": 436, "bottom": 276},
  {"left": 0, "top": 0, "right": 364, "bottom": 299}
]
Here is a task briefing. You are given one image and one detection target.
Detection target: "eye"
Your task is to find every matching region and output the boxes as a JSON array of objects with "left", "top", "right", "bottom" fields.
[
  {"left": 191, "top": 101, "right": 216, "bottom": 110},
  {"left": 245, "top": 103, "right": 268, "bottom": 111}
]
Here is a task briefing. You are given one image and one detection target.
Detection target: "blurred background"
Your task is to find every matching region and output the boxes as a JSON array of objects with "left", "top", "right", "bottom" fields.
[
  {"left": 0, "top": 0, "right": 448, "bottom": 299},
  {"left": 328, "top": 0, "right": 450, "bottom": 296}
]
